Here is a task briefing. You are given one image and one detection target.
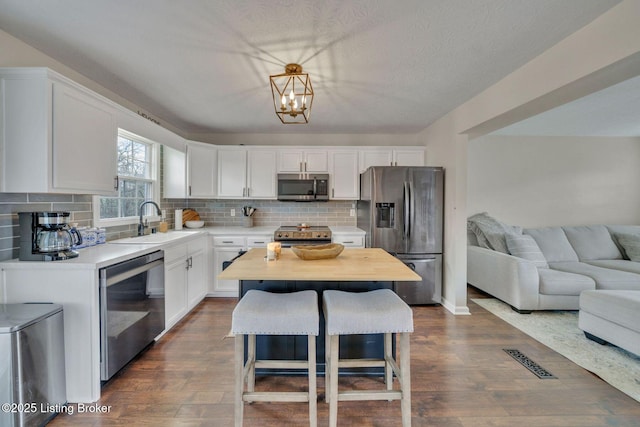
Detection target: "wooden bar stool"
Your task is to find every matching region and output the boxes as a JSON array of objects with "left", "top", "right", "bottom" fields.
[
  {"left": 231, "top": 290, "right": 319, "bottom": 427},
  {"left": 323, "top": 289, "right": 413, "bottom": 427}
]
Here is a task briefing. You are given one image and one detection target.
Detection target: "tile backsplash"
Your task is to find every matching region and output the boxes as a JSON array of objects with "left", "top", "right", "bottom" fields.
[{"left": 0, "top": 192, "right": 356, "bottom": 261}]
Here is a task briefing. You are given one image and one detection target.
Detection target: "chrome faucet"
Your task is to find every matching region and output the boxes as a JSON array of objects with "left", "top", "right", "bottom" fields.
[{"left": 138, "top": 201, "right": 162, "bottom": 236}]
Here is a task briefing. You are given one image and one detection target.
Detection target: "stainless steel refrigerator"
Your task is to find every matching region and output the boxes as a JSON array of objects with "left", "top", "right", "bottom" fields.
[{"left": 357, "top": 166, "right": 444, "bottom": 304}]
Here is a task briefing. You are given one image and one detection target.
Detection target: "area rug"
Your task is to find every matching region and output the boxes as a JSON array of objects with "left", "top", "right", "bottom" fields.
[{"left": 471, "top": 298, "right": 640, "bottom": 402}]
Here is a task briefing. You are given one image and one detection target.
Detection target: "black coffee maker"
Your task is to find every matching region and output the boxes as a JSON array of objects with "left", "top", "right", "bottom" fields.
[{"left": 19, "top": 212, "right": 82, "bottom": 261}]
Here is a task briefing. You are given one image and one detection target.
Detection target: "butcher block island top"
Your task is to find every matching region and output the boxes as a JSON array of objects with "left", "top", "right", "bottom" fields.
[{"left": 218, "top": 247, "right": 421, "bottom": 282}]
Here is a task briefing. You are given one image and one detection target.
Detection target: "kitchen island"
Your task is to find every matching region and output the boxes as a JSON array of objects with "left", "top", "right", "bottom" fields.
[{"left": 218, "top": 247, "right": 421, "bottom": 374}]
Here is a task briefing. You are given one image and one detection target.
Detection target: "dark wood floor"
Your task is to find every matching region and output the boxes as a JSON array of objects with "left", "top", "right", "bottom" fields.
[{"left": 49, "top": 287, "right": 640, "bottom": 426}]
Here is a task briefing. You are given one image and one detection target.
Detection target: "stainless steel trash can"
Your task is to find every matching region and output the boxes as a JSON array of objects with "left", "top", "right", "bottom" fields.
[{"left": 0, "top": 303, "right": 66, "bottom": 427}]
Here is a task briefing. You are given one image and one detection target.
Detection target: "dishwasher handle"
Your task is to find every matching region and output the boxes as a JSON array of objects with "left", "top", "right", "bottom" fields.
[{"left": 101, "top": 259, "right": 164, "bottom": 287}]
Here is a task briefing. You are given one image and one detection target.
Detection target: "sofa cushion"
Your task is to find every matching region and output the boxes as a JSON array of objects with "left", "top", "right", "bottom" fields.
[
  {"left": 505, "top": 234, "right": 548, "bottom": 268},
  {"left": 587, "top": 259, "right": 640, "bottom": 275},
  {"left": 606, "top": 225, "right": 640, "bottom": 258},
  {"left": 467, "top": 212, "right": 522, "bottom": 254},
  {"left": 548, "top": 261, "right": 640, "bottom": 290},
  {"left": 562, "top": 225, "right": 622, "bottom": 261},
  {"left": 614, "top": 232, "right": 640, "bottom": 261},
  {"left": 524, "top": 227, "right": 579, "bottom": 262},
  {"left": 537, "top": 268, "right": 595, "bottom": 296}
]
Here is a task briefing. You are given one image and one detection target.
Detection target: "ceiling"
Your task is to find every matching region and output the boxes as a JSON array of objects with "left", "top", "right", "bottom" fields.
[{"left": 0, "top": 0, "right": 624, "bottom": 136}]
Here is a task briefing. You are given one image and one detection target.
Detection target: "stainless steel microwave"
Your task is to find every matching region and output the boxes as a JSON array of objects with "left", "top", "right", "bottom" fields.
[{"left": 277, "top": 173, "right": 329, "bottom": 201}]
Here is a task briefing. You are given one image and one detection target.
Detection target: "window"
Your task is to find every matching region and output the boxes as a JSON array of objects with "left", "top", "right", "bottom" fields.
[{"left": 94, "top": 130, "right": 160, "bottom": 227}]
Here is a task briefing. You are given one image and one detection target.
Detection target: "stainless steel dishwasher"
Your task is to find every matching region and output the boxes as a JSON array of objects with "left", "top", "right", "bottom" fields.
[{"left": 99, "top": 250, "right": 165, "bottom": 381}]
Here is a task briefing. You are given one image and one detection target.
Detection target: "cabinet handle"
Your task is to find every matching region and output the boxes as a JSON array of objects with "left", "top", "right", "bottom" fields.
[
  {"left": 188, "top": 185, "right": 192, "bottom": 196},
  {"left": 299, "top": 162, "right": 303, "bottom": 172},
  {"left": 185, "top": 258, "right": 190, "bottom": 270},
  {"left": 114, "top": 176, "right": 119, "bottom": 190},
  {"left": 246, "top": 187, "right": 250, "bottom": 197},
  {"left": 343, "top": 241, "right": 354, "bottom": 244},
  {"left": 222, "top": 241, "right": 234, "bottom": 244},
  {"left": 189, "top": 256, "right": 193, "bottom": 269},
  {"left": 304, "top": 161, "right": 307, "bottom": 172},
  {"left": 332, "top": 188, "right": 335, "bottom": 198}
]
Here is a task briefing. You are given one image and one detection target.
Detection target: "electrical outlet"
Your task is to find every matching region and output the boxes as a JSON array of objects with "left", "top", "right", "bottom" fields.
[
  {"left": 230, "top": 208, "right": 235, "bottom": 217},
  {"left": 350, "top": 208, "right": 355, "bottom": 217}
]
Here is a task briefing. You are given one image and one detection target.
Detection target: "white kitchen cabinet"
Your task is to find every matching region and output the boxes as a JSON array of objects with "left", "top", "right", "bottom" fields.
[
  {"left": 163, "top": 145, "right": 187, "bottom": 198},
  {"left": 359, "top": 148, "right": 425, "bottom": 172},
  {"left": 212, "top": 237, "right": 245, "bottom": 297},
  {"left": 211, "top": 234, "right": 271, "bottom": 296},
  {"left": 164, "top": 235, "right": 208, "bottom": 329},
  {"left": 0, "top": 68, "right": 118, "bottom": 194},
  {"left": 187, "top": 141, "right": 217, "bottom": 198},
  {"left": 278, "top": 149, "right": 328, "bottom": 172},
  {"left": 164, "top": 244, "right": 189, "bottom": 329},
  {"left": 332, "top": 233, "right": 365, "bottom": 247},
  {"left": 329, "top": 150, "right": 359, "bottom": 200},
  {"left": 246, "top": 235, "right": 272, "bottom": 249},
  {"left": 393, "top": 149, "right": 426, "bottom": 167},
  {"left": 217, "top": 148, "right": 276, "bottom": 199},
  {"left": 186, "top": 236, "right": 207, "bottom": 309}
]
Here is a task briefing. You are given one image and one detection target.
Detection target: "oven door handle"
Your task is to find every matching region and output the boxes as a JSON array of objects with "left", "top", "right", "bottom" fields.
[{"left": 102, "top": 259, "right": 164, "bottom": 287}]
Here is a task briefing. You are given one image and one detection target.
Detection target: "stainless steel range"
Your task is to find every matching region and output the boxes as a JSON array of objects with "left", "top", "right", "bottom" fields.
[{"left": 274, "top": 225, "right": 332, "bottom": 247}]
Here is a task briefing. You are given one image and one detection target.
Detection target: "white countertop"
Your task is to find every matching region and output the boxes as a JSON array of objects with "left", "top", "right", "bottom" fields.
[
  {"left": 203, "top": 226, "right": 277, "bottom": 235},
  {"left": 0, "top": 230, "right": 207, "bottom": 270},
  {"left": 0, "top": 227, "right": 365, "bottom": 270},
  {"left": 202, "top": 225, "right": 364, "bottom": 235}
]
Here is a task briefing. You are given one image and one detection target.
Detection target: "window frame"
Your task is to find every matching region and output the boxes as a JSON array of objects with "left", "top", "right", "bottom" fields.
[{"left": 93, "top": 129, "right": 161, "bottom": 228}]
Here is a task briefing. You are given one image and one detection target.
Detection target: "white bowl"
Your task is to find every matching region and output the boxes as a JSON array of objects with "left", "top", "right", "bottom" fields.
[{"left": 184, "top": 220, "right": 204, "bottom": 228}]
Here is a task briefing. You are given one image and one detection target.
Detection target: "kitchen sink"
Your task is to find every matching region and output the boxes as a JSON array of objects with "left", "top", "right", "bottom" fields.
[{"left": 109, "top": 230, "right": 203, "bottom": 245}]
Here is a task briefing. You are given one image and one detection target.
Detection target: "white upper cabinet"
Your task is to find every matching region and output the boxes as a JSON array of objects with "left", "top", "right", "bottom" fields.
[
  {"left": 359, "top": 150, "right": 393, "bottom": 172},
  {"left": 163, "top": 145, "right": 187, "bottom": 198},
  {"left": 187, "top": 141, "right": 217, "bottom": 198},
  {"left": 0, "top": 68, "right": 118, "bottom": 194},
  {"left": 247, "top": 149, "right": 277, "bottom": 198},
  {"left": 217, "top": 149, "right": 246, "bottom": 198},
  {"left": 328, "top": 150, "right": 359, "bottom": 200},
  {"left": 393, "top": 149, "right": 426, "bottom": 167},
  {"left": 217, "top": 148, "right": 277, "bottom": 199},
  {"left": 359, "top": 148, "right": 425, "bottom": 172},
  {"left": 278, "top": 149, "right": 328, "bottom": 172}
]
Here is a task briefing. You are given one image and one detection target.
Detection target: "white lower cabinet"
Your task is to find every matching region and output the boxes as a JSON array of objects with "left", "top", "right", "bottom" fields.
[
  {"left": 332, "top": 233, "right": 365, "bottom": 248},
  {"left": 211, "top": 234, "right": 271, "bottom": 297},
  {"left": 164, "top": 246, "right": 189, "bottom": 330},
  {"left": 164, "top": 235, "right": 208, "bottom": 330}
]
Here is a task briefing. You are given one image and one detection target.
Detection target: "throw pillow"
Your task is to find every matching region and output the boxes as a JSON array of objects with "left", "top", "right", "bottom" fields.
[
  {"left": 467, "top": 212, "right": 522, "bottom": 254},
  {"left": 614, "top": 233, "right": 640, "bottom": 261},
  {"left": 505, "top": 234, "right": 549, "bottom": 268}
]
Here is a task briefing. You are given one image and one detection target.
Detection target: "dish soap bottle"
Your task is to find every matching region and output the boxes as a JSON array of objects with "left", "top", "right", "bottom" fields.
[{"left": 159, "top": 210, "right": 168, "bottom": 233}]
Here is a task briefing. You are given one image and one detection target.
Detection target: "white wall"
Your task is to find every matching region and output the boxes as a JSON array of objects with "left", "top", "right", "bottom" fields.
[
  {"left": 420, "top": 0, "right": 640, "bottom": 315},
  {"left": 468, "top": 135, "right": 640, "bottom": 227}
]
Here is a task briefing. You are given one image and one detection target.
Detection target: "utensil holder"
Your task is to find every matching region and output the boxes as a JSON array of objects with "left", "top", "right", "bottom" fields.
[{"left": 243, "top": 216, "right": 253, "bottom": 228}]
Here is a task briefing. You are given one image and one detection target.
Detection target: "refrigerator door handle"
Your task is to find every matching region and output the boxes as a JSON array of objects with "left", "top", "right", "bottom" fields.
[
  {"left": 407, "top": 180, "right": 414, "bottom": 238},
  {"left": 403, "top": 181, "right": 410, "bottom": 239}
]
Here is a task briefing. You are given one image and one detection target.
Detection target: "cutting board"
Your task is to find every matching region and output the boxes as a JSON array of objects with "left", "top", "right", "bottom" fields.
[{"left": 182, "top": 208, "right": 200, "bottom": 224}]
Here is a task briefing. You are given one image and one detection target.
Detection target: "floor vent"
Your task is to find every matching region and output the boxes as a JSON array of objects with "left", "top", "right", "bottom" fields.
[{"left": 503, "top": 349, "right": 556, "bottom": 379}]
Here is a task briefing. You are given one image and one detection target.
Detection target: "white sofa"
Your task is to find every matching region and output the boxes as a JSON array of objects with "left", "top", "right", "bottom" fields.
[{"left": 467, "top": 220, "right": 640, "bottom": 313}]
